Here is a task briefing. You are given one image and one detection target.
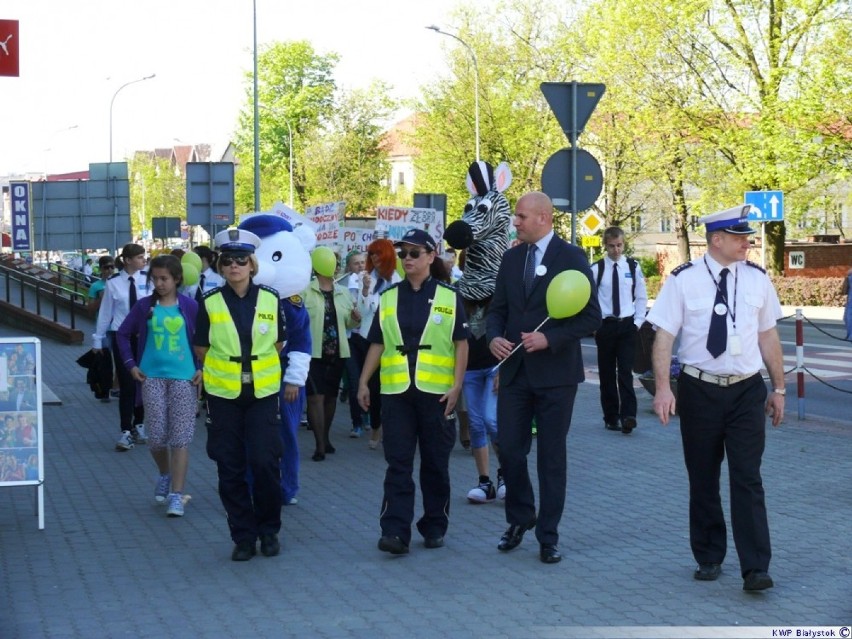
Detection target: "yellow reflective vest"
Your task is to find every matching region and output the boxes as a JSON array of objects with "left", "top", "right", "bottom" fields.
[
  {"left": 203, "top": 287, "right": 281, "bottom": 399},
  {"left": 379, "top": 283, "right": 457, "bottom": 394}
]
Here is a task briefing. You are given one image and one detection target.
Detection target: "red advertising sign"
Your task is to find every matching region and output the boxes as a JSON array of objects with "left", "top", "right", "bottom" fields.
[{"left": 0, "top": 20, "right": 20, "bottom": 78}]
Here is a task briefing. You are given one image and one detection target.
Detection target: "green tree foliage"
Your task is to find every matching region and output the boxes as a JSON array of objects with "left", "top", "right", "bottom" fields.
[
  {"left": 233, "top": 41, "right": 338, "bottom": 214},
  {"left": 129, "top": 154, "right": 186, "bottom": 240},
  {"left": 301, "top": 82, "right": 396, "bottom": 215}
]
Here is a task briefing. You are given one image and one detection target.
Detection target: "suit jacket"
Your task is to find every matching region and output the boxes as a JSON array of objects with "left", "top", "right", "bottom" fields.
[{"left": 486, "top": 235, "right": 601, "bottom": 388}]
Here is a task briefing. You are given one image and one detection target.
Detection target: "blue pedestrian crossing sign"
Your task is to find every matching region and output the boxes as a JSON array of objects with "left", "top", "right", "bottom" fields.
[{"left": 744, "top": 191, "right": 784, "bottom": 222}]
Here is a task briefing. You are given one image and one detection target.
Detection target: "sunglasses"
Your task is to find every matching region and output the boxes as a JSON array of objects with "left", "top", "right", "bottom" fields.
[
  {"left": 220, "top": 255, "right": 250, "bottom": 267},
  {"left": 398, "top": 248, "right": 430, "bottom": 260},
  {"left": 101, "top": 265, "right": 115, "bottom": 270}
]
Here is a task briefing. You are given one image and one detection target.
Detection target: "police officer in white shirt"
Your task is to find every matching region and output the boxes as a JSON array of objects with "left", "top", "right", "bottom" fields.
[
  {"left": 592, "top": 226, "right": 648, "bottom": 434},
  {"left": 647, "top": 204, "right": 785, "bottom": 592}
]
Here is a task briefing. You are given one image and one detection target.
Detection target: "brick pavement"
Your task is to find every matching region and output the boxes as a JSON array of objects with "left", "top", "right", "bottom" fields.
[{"left": 1, "top": 316, "right": 850, "bottom": 638}]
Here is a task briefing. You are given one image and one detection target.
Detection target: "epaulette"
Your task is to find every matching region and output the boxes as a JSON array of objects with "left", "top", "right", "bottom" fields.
[
  {"left": 745, "top": 260, "right": 766, "bottom": 274},
  {"left": 258, "top": 284, "right": 280, "bottom": 297},
  {"left": 107, "top": 272, "right": 121, "bottom": 280},
  {"left": 670, "top": 262, "right": 694, "bottom": 276},
  {"left": 202, "top": 287, "right": 221, "bottom": 299},
  {"left": 436, "top": 280, "right": 458, "bottom": 292},
  {"left": 380, "top": 282, "right": 401, "bottom": 295},
  {"left": 285, "top": 294, "right": 303, "bottom": 307}
]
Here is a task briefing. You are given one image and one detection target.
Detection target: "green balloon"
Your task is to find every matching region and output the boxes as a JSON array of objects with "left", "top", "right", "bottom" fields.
[
  {"left": 311, "top": 246, "right": 338, "bottom": 277},
  {"left": 182, "top": 263, "right": 200, "bottom": 287},
  {"left": 181, "top": 251, "right": 203, "bottom": 272},
  {"left": 545, "top": 270, "right": 591, "bottom": 319}
]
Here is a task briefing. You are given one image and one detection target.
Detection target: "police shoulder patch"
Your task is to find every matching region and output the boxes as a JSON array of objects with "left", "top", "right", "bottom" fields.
[
  {"left": 202, "top": 287, "right": 221, "bottom": 300},
  {"left": 436, "top": 280, "right": 457, "bottom": 292},
  {"left": 745, "top": 260, "right": 766, "bottom": 274},
  {"left": 286, "top": 294, "right": 303, "bottom": 307},
  {"left": 670, "top": 262, "right": 694, "bottom": 276}
]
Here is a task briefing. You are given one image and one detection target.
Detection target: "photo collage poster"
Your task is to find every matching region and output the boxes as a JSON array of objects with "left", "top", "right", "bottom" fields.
[{"left": 0, "top": 338, "right": 42, "bottom": 486}]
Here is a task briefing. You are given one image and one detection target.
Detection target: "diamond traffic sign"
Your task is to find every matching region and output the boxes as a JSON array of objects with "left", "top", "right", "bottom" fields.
[
  {"left": 540, "top": 82, "right": 606, "bottom": 137},
  {"left": 540, "top": 148, "right": 603, "bottom": 213},
  {"left": 580, "top": 210, "right": 604, "bottom": 236},
  {"left": 744, "top": 190, "right": 784, "bottom": 222}
]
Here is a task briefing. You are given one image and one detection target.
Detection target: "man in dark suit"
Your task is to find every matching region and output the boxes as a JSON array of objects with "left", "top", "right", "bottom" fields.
[{"left": 486, "top": 191, "right": 601, "bottom": 564}]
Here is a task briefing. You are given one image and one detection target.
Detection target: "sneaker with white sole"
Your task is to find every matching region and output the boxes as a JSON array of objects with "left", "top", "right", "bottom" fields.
[
  {"left": 166, "top": 493, "right": 184, "bottom": 517},
  {"left": 115, "top": 430, "right": 134, "bottom": 451},
  {"left": 496, "top": 471, "right": 506, "bottom": 500},
  {"left": 467, "top": 479, "right": 496, "bottom": 503},
  {"left": 349, "top": 427, "right": 363, "bottom": 438},
  {"left": 155, "top": 473, "right": 171, "bottom": 503},
  {"left": 131, "top": 424, "right": 148, "bottom": 444}
]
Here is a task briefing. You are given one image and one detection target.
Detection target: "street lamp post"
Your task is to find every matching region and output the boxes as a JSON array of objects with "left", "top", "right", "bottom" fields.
[
  {"left": 426, "top": 25, "right": 480, "bottom": 162},
  {"left": 253, "top": 0, "right": 261, "bottom": 213},
  {"left": 284, "top": 118, "right": 294, "bottom": 208},
  {"left": 109, "top": 74, "right": 155, "bottom": 162}
]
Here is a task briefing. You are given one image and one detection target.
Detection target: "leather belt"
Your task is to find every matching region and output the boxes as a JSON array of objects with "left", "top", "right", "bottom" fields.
[
  {"left": 680, "top": 364, "right": 756, "bottom": 388},
  {"left": 602, "top": 316, "right": 632, "bottom": 323}
]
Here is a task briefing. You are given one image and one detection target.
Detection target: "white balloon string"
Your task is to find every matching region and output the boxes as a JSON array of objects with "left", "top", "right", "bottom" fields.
[{"left": 491, "top": 317, "right": 550, "bottom": 371}]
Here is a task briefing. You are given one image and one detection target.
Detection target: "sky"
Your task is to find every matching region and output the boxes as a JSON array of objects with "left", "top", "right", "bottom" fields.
[{"left": 0, "top": 0, "right": 465, "bottom": 176}]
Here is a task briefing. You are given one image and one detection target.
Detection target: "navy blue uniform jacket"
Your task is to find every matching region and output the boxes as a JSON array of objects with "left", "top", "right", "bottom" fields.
[{"left": 486, "top": 236, "right": 601, "bottom": 388}]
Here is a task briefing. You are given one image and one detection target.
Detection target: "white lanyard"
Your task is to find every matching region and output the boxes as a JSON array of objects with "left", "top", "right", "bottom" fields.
[{"left": 703, "top": 257, "right": 738, "bottom": 331}]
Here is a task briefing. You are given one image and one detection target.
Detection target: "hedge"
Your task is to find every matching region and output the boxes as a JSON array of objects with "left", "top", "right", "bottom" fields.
[{"left": 643, "top": 274, "right": 847, "bottom": 307}]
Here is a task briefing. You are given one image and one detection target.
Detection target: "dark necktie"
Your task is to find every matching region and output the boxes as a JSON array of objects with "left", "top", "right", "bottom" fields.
[
  {"left": 706, "top": 267, "right": 729, "bottom": 358},
  {"left": 524, "top": 244, "right": 537, "bottom": 297},
  {"left": 611, "top": 262, "right": 621, "bottom": 318},
  {"left": 375, "top": 276, "right": 385, "bottom": 293},
  {"left": 196, "top": 274, "right": 206, "bottom": 303},
  {"left": 128, "top": 275, "right": 137, "bottom": 307}
]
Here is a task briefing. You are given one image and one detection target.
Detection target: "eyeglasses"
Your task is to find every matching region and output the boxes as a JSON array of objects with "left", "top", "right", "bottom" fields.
[
  {"left": 101, "top": 265, "right": 115, "bottom": 271},
  {"left": 220, "top": 255, "right": 250, "bottom": 267},
  {"left": 397, "top": 248, "right": 429, "bottom": 260}
]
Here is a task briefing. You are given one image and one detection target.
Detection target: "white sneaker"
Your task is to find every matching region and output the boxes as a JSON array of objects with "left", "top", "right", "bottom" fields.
[
  {"left": 155, "top": 474, "right": 171, "bottom": 503},
  {"left": 166, "top": 493, "right": 184, "bottom": 517},
  {"left": 496, "top": 475, "right": 506, "bottom": 500},
  {"left": 132, "top": 424, "right": 148, "bottom": 444},
  {"left": 467, "top": 480, "right": 496, "bottom": 503},
  {"left": 115, "top": 430, "right": 134, "bottom": 451}
]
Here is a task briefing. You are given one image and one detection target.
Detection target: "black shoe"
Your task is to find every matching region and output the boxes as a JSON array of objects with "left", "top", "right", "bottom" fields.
[
  {"left": 325, "top": 444, "right": 336, "bottom": 454},
  {"left": 540, "top": 543, "right": 561, "bottom": 564},
  {"left": 743, "top": 570, "right": 773, "bottom": 591},
  {"left": 231, "top": 540, "right": 256, "bottom": 562},
  {"left": 604, "top": 421, "right": 621, "bottom": 431},
  {"left": 621, "top": 417, "right": 637, "bottom": 434},
  {"left": 497, "top": 518, "right": 537, "bottom": 552},
  {"left": 259, "top": 534, "right": 280, "bottom": 557},
  {"left": 424, "top": 536, "right": 444, "bottom": 549},
  {"left": 377, "top": 535, "right": 409, "bottom": 555},
  {"left": 312, "top": 451, "right": 325, "bottom": 461},
  {"left": 694, "top": 563, "right": 722, "bottom": 581}
]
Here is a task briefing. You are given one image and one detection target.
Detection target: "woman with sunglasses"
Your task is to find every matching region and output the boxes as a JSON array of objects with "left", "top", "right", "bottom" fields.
[
  {"left": 357, "top": 228, "right": 469, "bottom": 555},
  {"left": 87, "top": 255, "right": 116, "bottom": 313},
  {"left": 193, "top": 228, "right": 286, "bottom": 561}
]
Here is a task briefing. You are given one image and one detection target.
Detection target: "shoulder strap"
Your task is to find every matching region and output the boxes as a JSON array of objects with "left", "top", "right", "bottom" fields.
[
  {"left": 627, "top": 258, "right": 637, "bottom": 301},
  {"left": 594, "top": 259, "right": 604, "bottom": 288}
]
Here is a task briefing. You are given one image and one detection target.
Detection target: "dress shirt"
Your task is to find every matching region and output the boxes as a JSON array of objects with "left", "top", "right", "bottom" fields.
[{"left": 597, "top": 256, "right": 648, "bottom": 327}]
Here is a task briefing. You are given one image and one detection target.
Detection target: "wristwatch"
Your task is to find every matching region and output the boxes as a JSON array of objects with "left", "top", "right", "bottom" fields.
[{"left": 772, "top": 388, "right": 786, "bottom": 396}]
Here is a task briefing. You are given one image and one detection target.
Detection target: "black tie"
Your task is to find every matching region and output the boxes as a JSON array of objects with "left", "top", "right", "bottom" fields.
[
  {"left": 196, "top": 274, "right": 206, "bottom": 303},
  {"left": 375, "top": 276, "right": 385, "bottom": 294},
  {"left": 611, "top": 263, "right": 621, "bottom": 318},
  {"left": 706, "top": 267, "right": 729, "bottom": 358},
  {"left": 128, "top": 275, "right": 137, "bottom": 307},
  {"left": 524, "top": 244, "right": 537, "bottom": 297}
]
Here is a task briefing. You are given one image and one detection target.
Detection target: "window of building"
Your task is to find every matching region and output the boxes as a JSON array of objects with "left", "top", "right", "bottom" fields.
[
  {"left": 660, "top": 215, "right": 672, "bottom": 233},
  {"left": 397, "top": 172, "right": 405, "bottom": 187},
  {"left": 629, "top": 208, "right": 643, "bottom": 233}
]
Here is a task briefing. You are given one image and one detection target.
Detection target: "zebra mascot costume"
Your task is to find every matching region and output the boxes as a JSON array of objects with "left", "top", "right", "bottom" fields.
[{"left": 444, "top": 160, "right": 512, "bottom": 310}]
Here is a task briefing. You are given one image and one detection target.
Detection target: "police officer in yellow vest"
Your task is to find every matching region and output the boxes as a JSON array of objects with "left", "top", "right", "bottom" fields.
[
  {"left": 357, "top": 228, "right": 469, "bottom": 555},
  {"left": 193, "top": 228, "right": 286, "bottom": 562}
]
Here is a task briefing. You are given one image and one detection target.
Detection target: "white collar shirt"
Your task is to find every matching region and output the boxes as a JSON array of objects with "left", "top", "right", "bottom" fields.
[
  {"left": 597, "top": 255, "right": 649, "bottom": 327},
  {"left": 92, "top": 270, "right": 150, "bottom": 348},
  {"left": 646, "top": 254, "right": 782, "bottom": 375}
]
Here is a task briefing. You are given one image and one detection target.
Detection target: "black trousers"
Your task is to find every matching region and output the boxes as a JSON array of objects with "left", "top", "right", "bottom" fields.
[
  {"left": 380, "top": 386, "right": 456, "bottom": 544},
  {"left": 497, "top": 361, "right": 577, "bottom": 546},
  {"left": 346, "top": 333, "right": 370, "bottom": 428},
  {"left": 109, "top": 332, "right": 144, "bottom": 431},
  {"left": 677, "top": 373, "right": 771, "bottom": 576},
  {"left": 206, "top": 390, "right": 282, "bottom": 545},
  {"left": 594, "top": 319, "right": 637, "bottom": 424}
]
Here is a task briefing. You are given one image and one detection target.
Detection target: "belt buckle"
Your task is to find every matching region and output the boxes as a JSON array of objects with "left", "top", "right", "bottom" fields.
[
  {"left": 717, "top": 375, "right": 730, "bottom": 387},
  {"left": 240, "top": 372, "right": 253, "bottom": 384}
]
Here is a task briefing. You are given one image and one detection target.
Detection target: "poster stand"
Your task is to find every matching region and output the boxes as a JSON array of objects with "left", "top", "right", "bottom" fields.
[{"left": 0, "top": 337, "right": 45, "bottom": 530}]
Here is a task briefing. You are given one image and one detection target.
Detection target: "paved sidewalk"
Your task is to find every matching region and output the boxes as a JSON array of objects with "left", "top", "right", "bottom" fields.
[{"left": 1, "top": 317, "right": 850, "bottom": 638}]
